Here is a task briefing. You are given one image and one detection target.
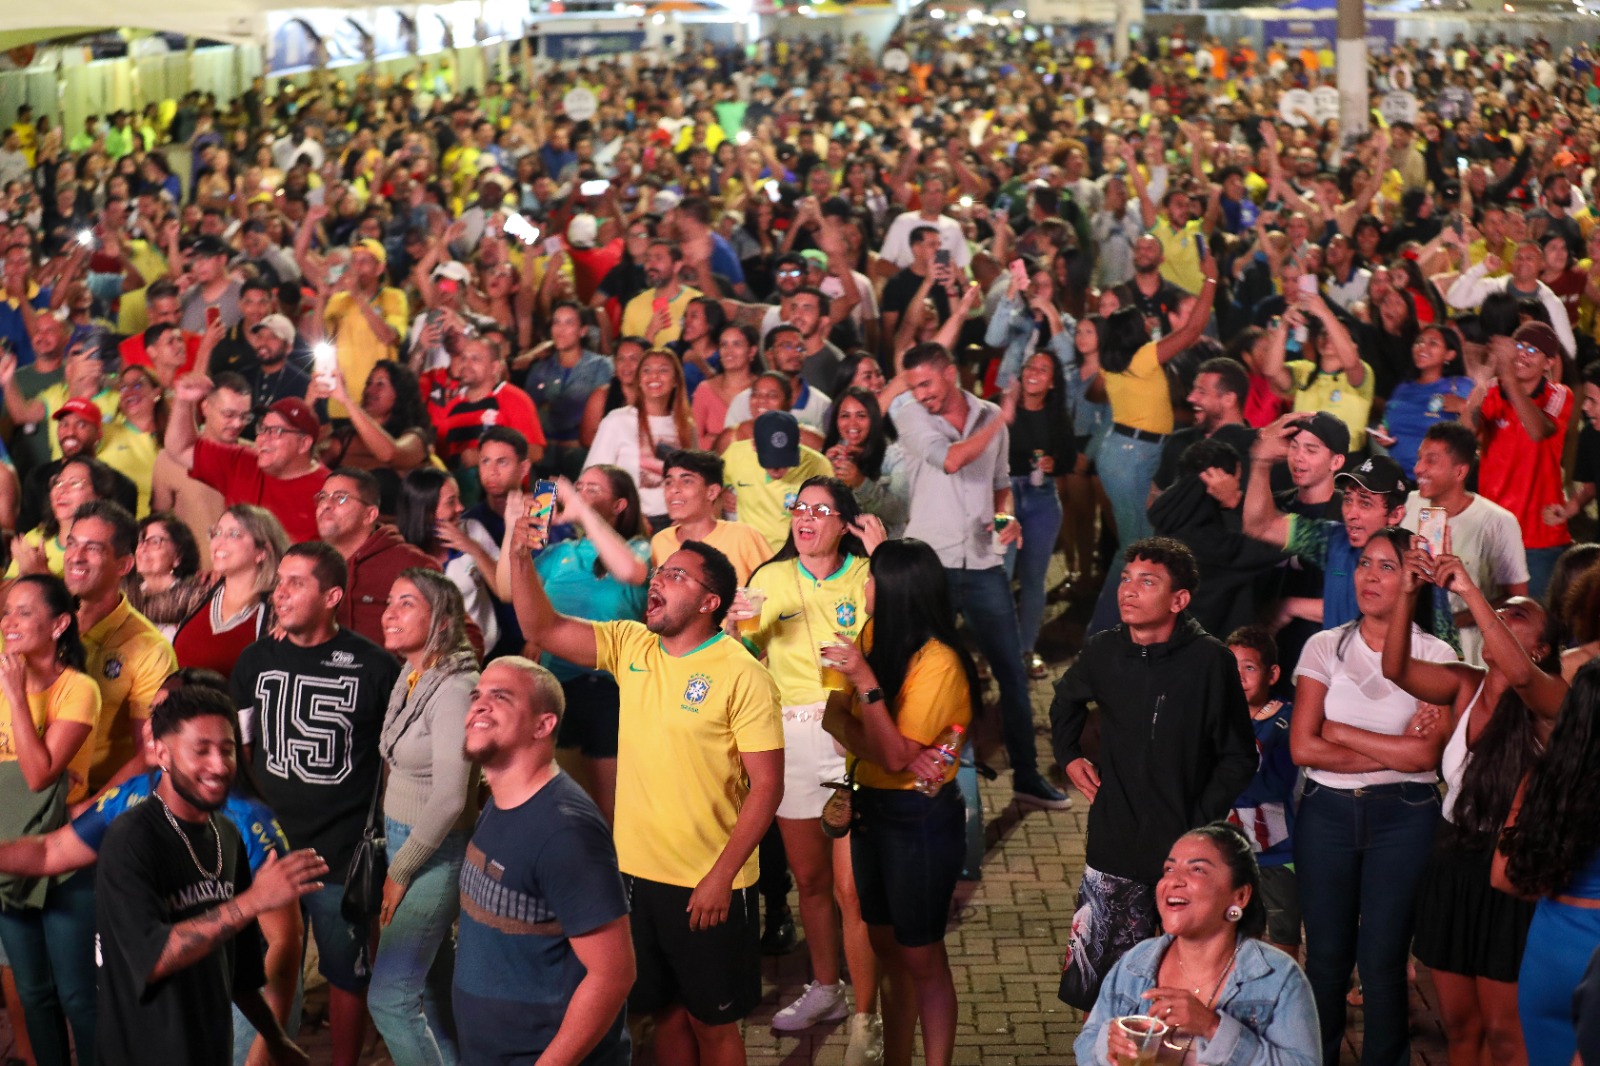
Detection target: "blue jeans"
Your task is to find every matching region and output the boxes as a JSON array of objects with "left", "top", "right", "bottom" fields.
[
  {"left": 368, "top": 817, "right": 467, "bottom": 1066},
  {"left": 1005, "top": 477, "right": 1065, "bottom": 655},
  {"left": 1296, "top": 779, "right": 1440, "bottom": 1066},
  {"left": 0, "top": 869, "right": 97, "bottom": 1066},
  {"left": 1525, "top": 544, "right": 1567, "bottom": 602},
  {"left": 1096, "top": 431, "right": 1162, "bottom": 549},
  {"left": 944, "top": 566, "right": 1038, "bottom": 780}
]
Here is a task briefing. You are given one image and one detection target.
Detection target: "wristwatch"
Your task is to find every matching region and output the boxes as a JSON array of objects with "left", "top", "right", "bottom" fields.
[{"left": 859, "top": 687, "right": 885, "bottom": 706}]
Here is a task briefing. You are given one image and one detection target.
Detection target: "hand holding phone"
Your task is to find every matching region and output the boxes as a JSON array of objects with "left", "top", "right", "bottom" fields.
[
  {"left": 1418, "top": 506, "right": 1448, "bottom": 556},
  {"left": 526, "top": 480, "right": 558, "bottom": 551}
]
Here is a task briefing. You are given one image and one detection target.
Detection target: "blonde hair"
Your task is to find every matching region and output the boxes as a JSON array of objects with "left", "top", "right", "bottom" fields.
[{"left": 221, "top": 504, "right": 290, "bottom": 596}]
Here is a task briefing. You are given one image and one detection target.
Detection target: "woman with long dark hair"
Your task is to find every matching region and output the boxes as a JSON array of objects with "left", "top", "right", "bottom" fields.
[
  {"left": 730, "top": 478, "right": 883, "bottom": 1061},
  {"left": 673, "top": 295, "right": 728, "bottom": 396},
  {"left": 1496, "top": 661, "right": 1600, "bottom": 1064},
  {"left": 6, "top": 457, "right": 120, "bottom": 579},
  {"left": 1383, "top": 547, "right": 1566, "bottom": 1066},
  {"left": 1062, "top": 315, "right": 1111, "bottom": 585},
  {"left": 693, "top": 324, "right": 762, "bottom": 450},
  {"left": 124, "top": 513, "right": 209, "bottom": 640},
  {"left": 823, "top": 387, "right": 907, "bottom": 537},
  {"left": 500, "top": 466, "right": 648, "bottom": 822},
  {"left": 315, "top": 359, "right": 432, "bottom": 512},
  {"left": 1097, "top": 253, "right": 1216, "bottom": 548},
  {"left": 586, "top": 349, "right": 696, "bottom": 526},
  {"left": 822, "top": 539, "right": 978, "bottom": 1066},
  {"left": 0, "top": 574, "right": 100, "bottom": 1066},
  {"left": 1291, "top": 526, "right": 1451, "bottom": 1066},
  {"left": 1005, "top": 351, "right": 1075, "bottom": 678},
  {"left": 395, "top": 469, "right": 501, "bottom": 654},
  {"left": 1372, "top": 323, "right": 1472, "bottom": 476}
]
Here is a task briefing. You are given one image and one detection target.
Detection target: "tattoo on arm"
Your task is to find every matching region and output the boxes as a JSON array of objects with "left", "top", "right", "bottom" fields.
[{"left": 150, "top": 899, "right": 252, "bottom": 982}]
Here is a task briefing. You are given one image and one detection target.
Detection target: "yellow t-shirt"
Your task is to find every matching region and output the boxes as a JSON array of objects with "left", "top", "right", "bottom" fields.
[
  {"left": 1151, "top": 216, "right": 1205, "bottom": 295},
  {"left": 650, "top": 519, "right": 773, "bottom": 584},
  {"left": 324, "top": 287, "right": 410, "bottom": 417},
  {"left": 1288, "top": 360, "right": 1375, "bottom": 451},
  {"left": 722, "top": 440, "right": 836, "bottom": 554},
  {"left": 1102, "top": 342, "right": 1174, "bottom": 435},
  {"left": 846, "top": 630, "right": 973, "bottom": 791},
  {"left": 2, "top": 529, "right": 64, "bottom": 579},
  {"left": 0, "top": 668, "right": 102, "bottom": 803},
  {"left": 740, "top": 555, "right": 870, "bottom": 706},
  {"left": 98, "top": 417, "right": 158, "bottom": 517},
  {"left": 620, "top": 286, "right": 702, "bottom": 347},
  {"left": 37, "top": 386, "right": 120, "bottom": 460},
  {"left": 81, "top": 597, "right": 178, "bottom": 790},
  {"left": 593, "top": 620, "right": 783, "bottom": 889},
  {"left": 1467, "top": 237, "right": 1517, "bottom": 277}
]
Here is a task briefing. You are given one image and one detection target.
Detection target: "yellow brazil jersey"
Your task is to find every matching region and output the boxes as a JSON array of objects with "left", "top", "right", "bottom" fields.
[
  {"left": 38, "top": 385, "right": 120, "bottom": 460},
  {"left": 740, "top": 555, "right": 870, "bottom": 706},
  {"left": 1151, "top": 216, "right": 1204, "bottom": 295},
  {"left": 620, "top": 285, "right": 702, "bottom": 347},
  {"left": 594, "top": 621, "right": 783, "bottom": 890},
  {"left": 841, "top": 624, "right": 973, "bottom": 791},
  {"left": 722, "top": 440, "right": 835, "bottom": 554},
  {"left": 325, "top": 287, "right": 409, "bottom": 417},
  {"left": 98, "top": 417, "right": 158, "bottom": 516},
  {"left": 650, "top": 519, "right": 773, "bottom": 584},
  {"left": 82, "top": 596, "right": 178, "bottom": 791},
  {"left": 0, "top": 668, "right": 101, "bottom": 803},
  {"left": 2, "top": 529, "right": 64, "bottom": 579}
]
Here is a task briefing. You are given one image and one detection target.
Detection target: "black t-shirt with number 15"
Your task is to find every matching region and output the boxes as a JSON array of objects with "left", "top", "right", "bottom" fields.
[
  {"left": 231, "top": 628, "right": 400, "bottom": 878},
  {"left": 95, "top": 798, "right": 263, "bottom": 1066}
]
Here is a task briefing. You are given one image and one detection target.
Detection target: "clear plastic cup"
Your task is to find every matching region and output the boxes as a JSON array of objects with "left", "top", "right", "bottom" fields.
[{"left": 1111, "top": 1016, "right": 1168, "bottom": 1066}]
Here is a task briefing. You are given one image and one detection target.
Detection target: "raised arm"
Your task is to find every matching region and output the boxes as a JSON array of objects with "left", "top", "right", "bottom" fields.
[
  {"left": 1242, "top": 415, "right": 1301, "bottom": 547},
  {"left": 163, "top": 374, "right": 212, "bottom": 471},
  {"left": 1152, "top": 253, "right": 1218, "bottom": 363},
  {"left": 1435, "top": 551, "right": 1567, "bottom": 719},
  {"left": 1381, "top": 549, "right": 1474, "bottom": 704},
  {"left": 150, "top": 849, "right": 326, "bottom": 983},
  {"left": 507, "top": 513, "right": 601, "bottom": 668},
  {"left": 555, "top": 479, "right": 647, "bottom": 586}
]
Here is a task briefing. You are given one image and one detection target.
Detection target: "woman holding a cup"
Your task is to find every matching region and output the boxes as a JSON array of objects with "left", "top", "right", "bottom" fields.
[
  {"left": 725, "top": 476, "right": 886, "bottom": 1063},
  {"left": 1074, "top": 823, "right": 1320, "bottom": 1066}
]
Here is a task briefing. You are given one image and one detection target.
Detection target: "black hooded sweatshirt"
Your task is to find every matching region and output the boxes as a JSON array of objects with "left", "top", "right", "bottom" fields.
[{"left": 1050, "top": 615, "right": 1257, "bottom": 885}]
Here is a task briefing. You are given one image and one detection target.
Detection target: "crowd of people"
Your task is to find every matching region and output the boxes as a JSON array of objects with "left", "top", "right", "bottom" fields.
[{"left": 3, "top": 16, "right": 1600, "bottom": 1066}]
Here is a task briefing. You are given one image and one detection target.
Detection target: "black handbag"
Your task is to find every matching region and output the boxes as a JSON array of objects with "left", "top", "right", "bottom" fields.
[{"left": 340, "top": 776, "right": 387, "bottom": 925}]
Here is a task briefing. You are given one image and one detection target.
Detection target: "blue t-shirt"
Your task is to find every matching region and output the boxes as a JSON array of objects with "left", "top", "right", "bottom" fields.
[
  {"left": 72, "top": 772, "right": 289, "bottom": 874},
  {"left": 0, "top": 288, "right": 53, "bottom": 366},
  {"left": 1382, "top": 376, "right": 1473, "bottom": 477},
  {"left": 455, "top": 772, "right": 630, "bottom": 1065},
  {"left": 534, "top": 535, "right": 650, "bottom": 681},
  {"left": 1287, "top": 517, "right": 1360, "bottom": 630},
  {"left": 1230, "top": 700, "right": 1296, "bottom": 867},
  {"left": 523, "top": 350, "right": 613, "bottom": 443}
]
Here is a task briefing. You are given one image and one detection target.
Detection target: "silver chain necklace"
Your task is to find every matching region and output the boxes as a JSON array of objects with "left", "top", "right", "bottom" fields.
[{"left": 153, "top": 793, "right": 223, "bottom": 882}]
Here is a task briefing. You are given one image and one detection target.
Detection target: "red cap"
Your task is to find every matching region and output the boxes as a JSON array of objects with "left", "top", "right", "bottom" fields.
[
  {"left": 264, "top": 398, "right": 321, "bottom": 438},
  {"left": 53, "top": 397, "right": 103, "bottom": 425}
]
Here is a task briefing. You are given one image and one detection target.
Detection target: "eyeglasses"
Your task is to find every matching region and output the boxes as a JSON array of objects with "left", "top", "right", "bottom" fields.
[
  {"left": 787, "top": 501, "right": 839, "bottom": 519},
  {"left": 121, "top": 378, "right": 153, "bottom": 393},
  {"left": 209, "top": 525, "right": 250, "bottom": 541},
  {"left": 50, "top": 476, "right": 90, "bottom": 493},
  {"left": 1514, "top": 342, "right": 1546, "bottom": 357},
  {"left": 648, "top": 565, "right": 715, "bottom": 594},
  {"left": 256, "top": 422, "right": 310, "bottom": 439},
  {"left": 777, "top": 268, "right": 805, "bottom": 278},
  {"left": 139, "top": 533, "right": 172, "bottom": 548},
  {"left": 314, "top": 490, "right": 361, "bottom": 507}
]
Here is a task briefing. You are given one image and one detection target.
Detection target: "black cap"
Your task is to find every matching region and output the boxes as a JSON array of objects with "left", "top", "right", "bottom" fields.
[
  {"left": 187, "top": 235, "right": 230, "bottom": 258},
  {"left": 754, "top": 411, "right": 801, "bottom": 470},
  {"left": 1336, "top": 454, "right": 1408, "bottom": 497},
  {"left": 1293, "top": 411, "right": 1351, "bottom": 456}
]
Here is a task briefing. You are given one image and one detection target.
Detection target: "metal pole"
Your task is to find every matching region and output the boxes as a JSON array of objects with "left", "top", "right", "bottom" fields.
[{"left": 1336, "top": 0, "right": 1368, "bottom": 145}]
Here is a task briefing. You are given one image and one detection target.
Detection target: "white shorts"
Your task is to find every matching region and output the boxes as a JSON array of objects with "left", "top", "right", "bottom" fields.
[{"left": 777, "top": 702, "right": 847, "bottom": 820}]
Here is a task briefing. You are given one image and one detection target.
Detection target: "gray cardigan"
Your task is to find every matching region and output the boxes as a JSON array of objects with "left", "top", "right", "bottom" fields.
[{"left": 381, "top": 666, "right": 478, "bottom": 886}]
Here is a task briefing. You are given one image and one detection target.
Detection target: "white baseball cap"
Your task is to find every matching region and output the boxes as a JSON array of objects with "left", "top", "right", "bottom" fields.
[{"left": 566, "top": 214, "right": 599, "bottom": 249}]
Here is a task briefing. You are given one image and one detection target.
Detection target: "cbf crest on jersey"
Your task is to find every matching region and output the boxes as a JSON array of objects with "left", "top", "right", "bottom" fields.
[
  {"left": 835, "top": 600, "right": 857, "bottom": 630},
  {"left": 682, "top": 673, "right": 712, "bottom": 713}
]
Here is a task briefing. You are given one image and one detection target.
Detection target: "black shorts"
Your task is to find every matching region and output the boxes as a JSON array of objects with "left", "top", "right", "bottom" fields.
[
  {"left": 1257, "top": 864, "right": 1302, "bottom": 948},
  {"left": 556, "top": 674, "right": 621, "bottom": 758},
  {"left": 850, "top": 784, "right": 965, "bottom": 948},
  {"left": 626, "top": 876, "right": 761, "bottom": 1025}
]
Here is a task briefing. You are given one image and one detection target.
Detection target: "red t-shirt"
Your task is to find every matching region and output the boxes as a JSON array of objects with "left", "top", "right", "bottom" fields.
[
  {"left": 568, "top": 240, "right": 624, "bottom": 305},
  {"left": 119, "top": 332, "right": 202, "bottom": 376},
  {"left": 1479, "top": 380, "right": 1572, "bottom": 550},
  {"left": 191, "top": 439, "right": 329, "bottom": 543},
  {"left": 439, "top": 383, "right": 546, "bottom": 463}
]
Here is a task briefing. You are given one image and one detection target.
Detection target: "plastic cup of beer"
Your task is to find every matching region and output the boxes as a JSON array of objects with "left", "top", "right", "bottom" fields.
[
  {"left": 735, "top": 586, "right": 766, "bottom": 621},
  {"left": 819, "top": 639, "right": 851, "bottom": 687},
  {"left": 1111, "top": 1015, "right": 1168, "bottom": 1066}
]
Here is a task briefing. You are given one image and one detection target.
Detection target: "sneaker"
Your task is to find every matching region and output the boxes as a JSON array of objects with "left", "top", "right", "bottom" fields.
[
  {"left": 1026, "top": 652, "right": 1048, "bottom": 680},
  {"left": 843, "top": 1012, "right": 884, "bottom": 1065},
  {"left": 760, "top": 906, "right": 797, "bottom": 956},
  {"left": 1013, "top": 772, "right": 1072, "bottom": 811},
  {"left": 771, "top": 981, "right": 850, "bottom": 1032}
]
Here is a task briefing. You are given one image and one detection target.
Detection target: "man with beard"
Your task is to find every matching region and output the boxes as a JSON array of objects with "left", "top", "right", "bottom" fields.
[
  {"left": 1151, "top": 354, "right": 1257, "bottom": 498},
  {"left": 510, "top": 536, "right": 781, "bottom": 1066},
  {"left": 230, "top": 542, "right": 401, "bottom": 1066},
  {"left": 878, "top": 227, "right": 950, "bottom": 357},
  {"left": 620, "top": 239, "right": 701, "bottom": 347},
  {"left": 454, "top": 657, "right": 635, "bottom": 1064},
  {"left": 151, "top": 372, "right": 252, "bottom": 557},
  {"left": 1114, "top": 235, "right": 1188, "bottom": 337},
  {"left": 202, "top": 278, "right": 293, "bottom": 382},
  {"left": 12, "top": 396, "right": 138, "bottom": 531},
  {"left": 94, "top": 685, "right": 323, "bottom": 1066},
  {"left": 321, "top": 239, "right": 408, "bottom": 414}
]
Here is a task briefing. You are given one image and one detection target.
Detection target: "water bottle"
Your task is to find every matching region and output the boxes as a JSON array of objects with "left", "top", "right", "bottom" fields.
[{"left": 915, "top": 724, "right": 967, "bottom": 795}]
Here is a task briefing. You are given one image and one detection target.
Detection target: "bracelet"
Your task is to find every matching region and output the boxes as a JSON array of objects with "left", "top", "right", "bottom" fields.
[{"left": 859, "top": 687, "right": 885, "bottom": 706}]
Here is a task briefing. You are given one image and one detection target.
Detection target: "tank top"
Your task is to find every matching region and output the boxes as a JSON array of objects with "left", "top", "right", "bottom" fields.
[{"left": 1440, "top": 678, "right": 1486, "bottom": 825}]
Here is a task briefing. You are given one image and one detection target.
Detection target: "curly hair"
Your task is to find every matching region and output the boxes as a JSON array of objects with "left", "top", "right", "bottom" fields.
[{"left": 1500, "top": 659, "right": 1600, "bottom": 897}]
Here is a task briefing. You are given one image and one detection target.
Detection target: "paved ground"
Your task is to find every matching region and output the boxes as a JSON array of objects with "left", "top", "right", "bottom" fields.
[{"left": 0, "top": 570, "right": 1451, "bottom": 1065}]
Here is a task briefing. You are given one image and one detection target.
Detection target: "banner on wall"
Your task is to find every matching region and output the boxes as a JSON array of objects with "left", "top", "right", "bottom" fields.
[{"left": 1258, "top": 16, "right": 1395, "bottom": 55}]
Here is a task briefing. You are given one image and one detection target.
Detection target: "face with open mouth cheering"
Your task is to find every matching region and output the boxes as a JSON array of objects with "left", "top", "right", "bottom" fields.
[{"left": 1157, "top": 833, "right": 1252, "bottom": 938}]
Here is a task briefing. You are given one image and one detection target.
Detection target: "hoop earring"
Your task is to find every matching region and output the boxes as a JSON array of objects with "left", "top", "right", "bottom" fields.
[{"left": 1225, "top": 905, "right": 1243, "bottom": 923}]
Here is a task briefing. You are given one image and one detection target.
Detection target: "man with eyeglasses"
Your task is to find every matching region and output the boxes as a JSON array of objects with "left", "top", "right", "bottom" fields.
[
  {"left": 64, "top": 500, "right": 179, "bottom": 795},
  {"left": 722, "top": 411, "right": 834, "bottom": 555},
  {"left": 510, "top": 534, "right": 782, "bottom": 1066},
  {"left": 152, "top": 371, "right": 252, "bottom": 558},
  {"left": 165, "top": 380, "right": 329, "bottom": 543},
  {"left": 313, "top": 467, "right": 439, "bottom": 647},
  {"left": 11, "top": 396, "right": 138, "bottom": 533}
]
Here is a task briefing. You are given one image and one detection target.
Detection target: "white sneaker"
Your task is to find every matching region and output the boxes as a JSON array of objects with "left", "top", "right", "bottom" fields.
[
  {"left": 771, "top": 980, "right": 850, "bottom": 1032},
  {"left": 843, "top": 1012, "right": 883, "bottom": 1066}
]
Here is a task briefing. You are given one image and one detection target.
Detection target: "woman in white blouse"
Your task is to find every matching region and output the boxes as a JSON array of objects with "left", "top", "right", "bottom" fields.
[
  {"left": 586, "top": 349, "right": 697, "bottom": 527},
  {"left": 1291, "top": 526, "right": 1453, "bottom": 1066}
]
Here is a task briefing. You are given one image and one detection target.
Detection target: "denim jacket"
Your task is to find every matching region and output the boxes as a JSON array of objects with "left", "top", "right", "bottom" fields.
[
  {"left": 984, "top": 295, "right": 1077, "bottom": 389},
  {"left": 1073, "top": 936, "right": 1321, "bottom": 1066}
]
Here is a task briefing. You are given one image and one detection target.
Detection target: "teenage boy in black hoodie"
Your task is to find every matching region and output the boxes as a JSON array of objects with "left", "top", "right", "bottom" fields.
[{"left": 1049, "top": 536, "right": 1258, "bottom": 1010}]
